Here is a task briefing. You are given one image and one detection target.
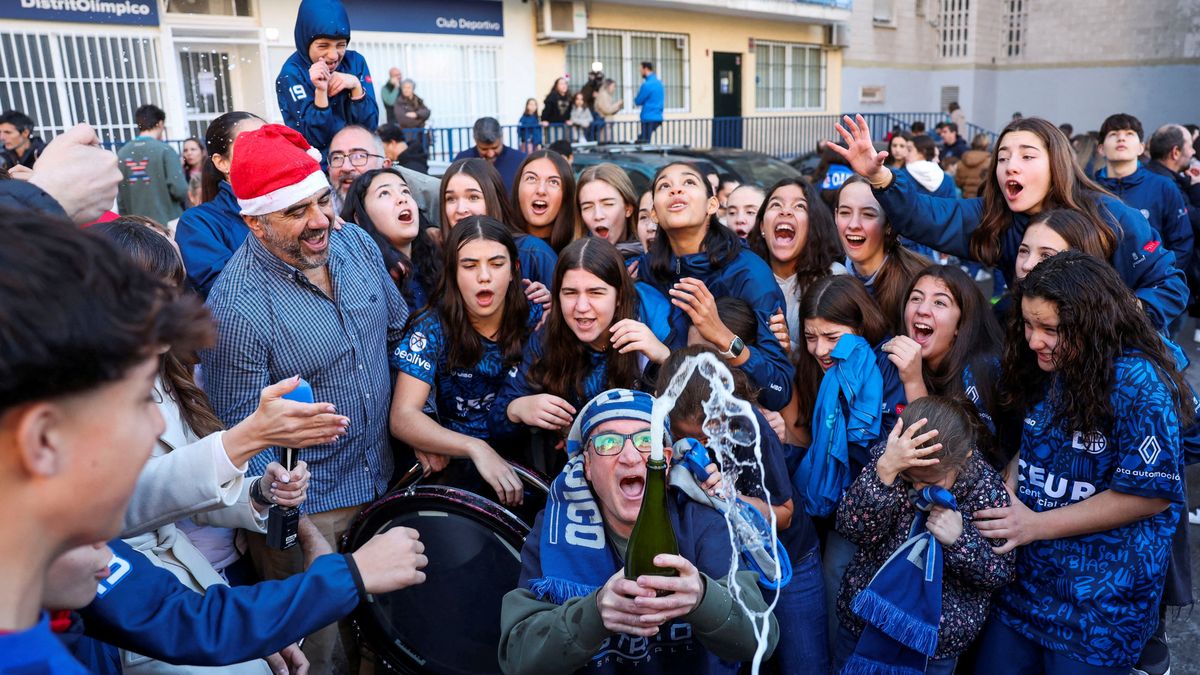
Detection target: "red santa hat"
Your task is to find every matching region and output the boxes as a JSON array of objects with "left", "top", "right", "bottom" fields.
[{"left": 230, "top": 124, "right": 328, "bottom": 216}]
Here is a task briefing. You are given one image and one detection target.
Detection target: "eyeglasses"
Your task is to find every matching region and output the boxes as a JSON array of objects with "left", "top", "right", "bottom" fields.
[
  {"left": 589, "top": 429, "right": 655, "bottom": 456},
  {"left": 328, "top": 151, "right": 385, "bottom": 168}
]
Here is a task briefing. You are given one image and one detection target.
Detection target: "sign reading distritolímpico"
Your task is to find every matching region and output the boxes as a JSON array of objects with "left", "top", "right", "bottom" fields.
[{"left": 2, "top": 0, "right": 160, "bottom": 26}]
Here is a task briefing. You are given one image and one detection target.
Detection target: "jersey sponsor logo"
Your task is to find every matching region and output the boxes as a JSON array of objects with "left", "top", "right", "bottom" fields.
[
  {"left": 408, "top": 331, "right": 428, "bottom": 353},
  {"left": 592, "top": 624, "right": 696, "bottom": 665},
  {"left": 453, "top": 370, "right": 474, "bottom": 379},
  {"left": 1071, "top": 431, "right": 1107, "bottom": 455},
  {"left": 1136, "top": 435, "right": 1163, "bottom": 464},
  {"left": 96, "top": 553, "right": 132, "bottom": 597},
  {"left": 894, "top": 403, "right": 905, "bottom": 415},
  {"left": 769, "top": 382, "right": 783, "bottom": 392},
  {"left": 965, "top": 385, "right": 979, "bottom": 403},
  {"left": 1143, "top": 240, "right": 1160, "bottom": 253},
  {"left": 1018, "top": 458, "right": 1097, "bottom": 503},
  {"left": 507, "top": 365, "right": 519, "bottom": 378},
  {"left": 395, "top": 349, "right": 431, "bottom": 371}
]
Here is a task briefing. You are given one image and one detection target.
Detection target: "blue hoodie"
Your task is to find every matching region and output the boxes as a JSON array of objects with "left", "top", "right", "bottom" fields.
[
  {"left": 874, "top": 169, "right": 1188, "bottom": 330},
  {"left": 1094, "top": 163, "right": 1193, "bottom": 274},
  {"left": 175, "top": 181, "right": 249, "bottom": 298},
  {"left": 641, "top": 245, "right": 794, "bottom": 410},
  {"left": 276, "top": 0, "right": 378, "bottom": 155}
]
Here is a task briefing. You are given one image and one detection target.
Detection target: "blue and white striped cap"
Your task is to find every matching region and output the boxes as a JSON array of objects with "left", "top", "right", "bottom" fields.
[{"left": 565, "top": 388, "right": 658, "bottom": 456}]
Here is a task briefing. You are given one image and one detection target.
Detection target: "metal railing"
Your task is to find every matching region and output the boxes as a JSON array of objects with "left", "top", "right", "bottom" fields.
[
  {"left": 113, "top": 112, "right": 994, "bottom": 164},
  {"left": 415, "top": 113, "right": 995, "bottom": 164}
]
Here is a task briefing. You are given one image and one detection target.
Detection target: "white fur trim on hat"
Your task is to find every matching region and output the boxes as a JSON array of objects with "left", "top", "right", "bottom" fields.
[{"left": 237, "top": 170, "right": 331, "bottom": 217}]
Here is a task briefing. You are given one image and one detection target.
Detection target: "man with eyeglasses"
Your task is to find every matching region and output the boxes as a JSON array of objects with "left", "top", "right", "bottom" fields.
[
  {"left": 326, "top": 124, "right": 440, "bottom": 225},
  {"left": 499, "top": 388, "right": 776, "bottom": 674}
]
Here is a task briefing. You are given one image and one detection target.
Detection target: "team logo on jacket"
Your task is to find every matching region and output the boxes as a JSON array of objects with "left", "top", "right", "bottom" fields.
[
  {"left": 1071, "top": 431, "right": 1107, "bottom": 454},
  {"left": 1143, "top": 240, "right": 1161, "bottom": 253},
  {"left": 409, "top": 332, "right": 428, "bottom": 353},
  {"left": 96, "top": 553, "right": 132, "bottom": 597},
  {"left": 1137, "top": 436, "right": 1163, "bottom": 464},
  {"left": 894, "top": 403, "right": 905, "bottom": 415}
]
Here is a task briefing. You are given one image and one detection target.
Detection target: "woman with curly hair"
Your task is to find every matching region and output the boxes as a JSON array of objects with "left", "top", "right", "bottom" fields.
[{"left": 972, "top": 250, "right": 1189, "bottom": 674}]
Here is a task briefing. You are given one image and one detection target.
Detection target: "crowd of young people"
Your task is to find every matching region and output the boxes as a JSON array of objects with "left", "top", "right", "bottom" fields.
[{"left": 2, "top": 0, "right": 1199, "bottom": 673}]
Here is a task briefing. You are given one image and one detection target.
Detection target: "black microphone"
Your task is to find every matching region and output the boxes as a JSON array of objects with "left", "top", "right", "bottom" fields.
[{"left": 267, "top": 378, "right": 313, "bottom": 550}]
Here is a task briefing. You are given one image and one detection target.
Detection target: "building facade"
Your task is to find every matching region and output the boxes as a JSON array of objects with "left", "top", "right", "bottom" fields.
[
  {"left": 841, "top": 0, "right": 1200, "bottom": 134},
  {"left": 0, "top": 0, "right": 850, "bottom": 147}
]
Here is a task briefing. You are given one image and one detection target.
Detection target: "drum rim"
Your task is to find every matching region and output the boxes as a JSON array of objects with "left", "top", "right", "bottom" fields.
[{"left": 343, "top": 486, "right": 531, "bottom": 674}]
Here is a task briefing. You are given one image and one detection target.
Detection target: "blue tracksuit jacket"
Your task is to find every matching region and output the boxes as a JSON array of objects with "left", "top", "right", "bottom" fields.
[
  {"left": 1095, "top": 163, "right": 1193, "bottom": 274},
  {"left": 75, "top": 538, "right": 361, "bottom": 669},
  {"left": 175, "top": 181, "right": 249, "bottom": 298},
  {"left": 276, "top": 0, "right": 379, "bottom": 155}
]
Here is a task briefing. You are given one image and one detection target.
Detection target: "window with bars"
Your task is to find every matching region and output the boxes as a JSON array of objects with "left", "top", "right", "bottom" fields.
[
  {"left": 1003, "top": 0, "right": 1027, "bottom": 58},
  {"left": 566, "top": 29, "right": 689, "bottom": 113},
  {"left": 937, "top": 0, "right": 971, "bottom": 60},
  {"left": 0, "top": 31, "right": 165, "bottom": 145},
  {"left": 352, "top": 39, "right": 501, "bottom": 128},
  {"left": 754, "top": 41, "right": 826, "bottom": 111}
]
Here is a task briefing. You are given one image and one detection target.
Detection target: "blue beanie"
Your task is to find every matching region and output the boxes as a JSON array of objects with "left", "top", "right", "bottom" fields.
[{"left": 565, "top": 389, "right": 657, "bottom": 456}]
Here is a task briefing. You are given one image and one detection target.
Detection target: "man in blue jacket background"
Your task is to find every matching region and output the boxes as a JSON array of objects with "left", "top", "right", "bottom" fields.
[
  {"left": 1094, "top": 113, "right": 1193, "bottom": 275},
  {"left": 276, "top": 0, "right": 378, "bottom": 157},
  {"left": 635, "top": 61, "right": 665, "bottom": 143}
]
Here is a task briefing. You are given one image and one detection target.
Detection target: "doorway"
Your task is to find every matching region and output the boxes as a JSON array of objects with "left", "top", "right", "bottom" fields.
[
  {"left": 177, "top": 48, "right": 235, "bottom": 141},
  {"left": 712, "top": 51, "right": 742, "bottom": 148}
]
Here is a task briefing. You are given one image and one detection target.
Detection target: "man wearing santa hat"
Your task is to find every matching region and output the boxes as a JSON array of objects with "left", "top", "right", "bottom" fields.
[{"left": 198, "top": 123, "right": 407, "bottom": 671}]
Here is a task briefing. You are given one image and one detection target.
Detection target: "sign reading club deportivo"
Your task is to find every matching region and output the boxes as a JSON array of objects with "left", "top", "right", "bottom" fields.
[
  {"left": 341, "top": 0, "right": 503, "bottom": 37},
  {"left": 4, "top": 0, "right": 159, "bottom": 26}
]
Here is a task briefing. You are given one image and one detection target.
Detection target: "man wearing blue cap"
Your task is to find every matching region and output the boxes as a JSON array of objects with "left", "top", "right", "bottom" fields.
[{"left": 498, "top": 389, "right": 777, "bottom": 674}]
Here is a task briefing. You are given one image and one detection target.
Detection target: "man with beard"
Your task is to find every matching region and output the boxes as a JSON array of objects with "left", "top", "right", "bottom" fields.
[
  {"left": 199, "top": 124, "right": 407, "bottom": 672},
  {"left": 326, "top": 124, "right": 439, "bottom": 226}
]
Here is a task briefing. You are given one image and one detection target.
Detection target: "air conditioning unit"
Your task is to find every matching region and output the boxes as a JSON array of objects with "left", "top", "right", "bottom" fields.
[
  {"left": 828, "top": 23, "right": 850, "bottom": 49},
  {"left": 537, "top": 0, "right": 587, "bottom": 42}
]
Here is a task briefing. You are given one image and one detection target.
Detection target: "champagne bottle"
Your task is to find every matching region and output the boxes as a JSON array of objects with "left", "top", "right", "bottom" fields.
[{"left": 625, "top": 456, "right": 679, "bottom": 582}]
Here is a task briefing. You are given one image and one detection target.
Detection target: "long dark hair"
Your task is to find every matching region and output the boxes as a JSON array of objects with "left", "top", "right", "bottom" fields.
[
  {"left": 531, "top": 238, "right": 641, "bottom": 402},
  {"left": 90, "top": 217, "right": 224, "bottom": 438},
  {"left": 904, "top": 265, "right": 1003, "bottom": 421},
  {"left": 747, "top": 177, "right": 842, "bottom": 296},
  {"left": 340, "top": 168, "right": 439, "bottom": 308},
  {"left": 426, "top": 215, "right": 530, "bottom": 371},
  {"left": 793, "top": 275, "right": 889, "bottom": 421},
  {"left": 973, "top": 117, "right": 1118, "bottom": 266},
  {"left": 181, "top": 137, "right": 206, "bottom": 173},
  {"left": 836, "top": 175, "right": 928, "bottom": 333},
  {"left": 511, "top": 150, "right": 578, "bottom": 252},
  {"left": 438, "top": 157, "right": 521, "bottom": 239},
  {"left": 646, "top": 161, "right": 742, "bottom": 285},
  {"left": 1000, "top": 250, "right": 1192, "bottom": 435},
  {"left": 200, "top": 111, "right": 263, "bottom": 204}
]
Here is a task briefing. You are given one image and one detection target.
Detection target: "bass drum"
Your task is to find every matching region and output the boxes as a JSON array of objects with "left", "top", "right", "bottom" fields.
[{"left": 344, "top": 461, "right": 549, "bottom": 674}]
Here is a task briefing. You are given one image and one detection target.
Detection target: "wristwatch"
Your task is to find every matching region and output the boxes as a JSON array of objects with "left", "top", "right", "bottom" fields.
[{"left": 718, "top": 335, "right": 746, "bottom": 360}]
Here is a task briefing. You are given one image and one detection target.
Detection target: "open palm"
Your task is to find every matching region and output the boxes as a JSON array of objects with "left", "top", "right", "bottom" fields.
[{"left": 829, "top": 114, "right": 891, "bottom": 184}]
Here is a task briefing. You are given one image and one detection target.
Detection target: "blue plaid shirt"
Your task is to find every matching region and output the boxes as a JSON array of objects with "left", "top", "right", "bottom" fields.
[{"left": 200, "top": 223, "right": 407, "bottom": 513}]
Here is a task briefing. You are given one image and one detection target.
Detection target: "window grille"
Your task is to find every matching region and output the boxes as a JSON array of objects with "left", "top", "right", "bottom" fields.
[
  {"left": 754, "top": 40, "right": 826, "bottom": 111},
  {"left": 353, "top": 39, "right": 502, "bottom": 128},
  {"left": 566, "top": 29, "right": 690, "bottom": 113},
  {"left": 937, "top": 0, "right": 971, "bottom": 59}
]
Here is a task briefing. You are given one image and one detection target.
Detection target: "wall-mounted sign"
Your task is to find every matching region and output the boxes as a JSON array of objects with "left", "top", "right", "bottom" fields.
[
  {"left": 1, "top": 0, "right": 160, "bottom": 26},
  {"left": 342, "top": 0, "right": 504, "bottom": 37}
]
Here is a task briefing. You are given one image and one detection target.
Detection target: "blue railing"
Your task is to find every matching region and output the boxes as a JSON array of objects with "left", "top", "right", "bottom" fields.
[
  {"left": 124, "top": 112, "right": 992, "bottom": 165},
  {"left": 418, "top": 113, "right": 994, "bottom": 164}
]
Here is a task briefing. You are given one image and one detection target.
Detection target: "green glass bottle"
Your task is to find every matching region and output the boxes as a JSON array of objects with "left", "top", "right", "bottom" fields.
[{"left": 624, "top": 456, "right": 679, "bottom": 582}]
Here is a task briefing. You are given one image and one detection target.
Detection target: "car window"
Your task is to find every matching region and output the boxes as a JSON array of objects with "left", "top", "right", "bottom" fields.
[{"left": 716, "top": 154, "right": 800, "bottom": 188}]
